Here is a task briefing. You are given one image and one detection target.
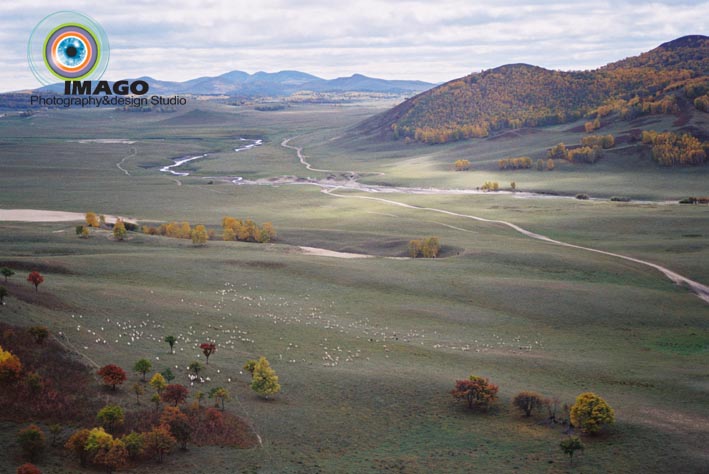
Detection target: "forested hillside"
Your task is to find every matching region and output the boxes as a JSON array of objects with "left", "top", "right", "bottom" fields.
[{"left": 361, "top": 36, "right": 709, "bottom": 144}]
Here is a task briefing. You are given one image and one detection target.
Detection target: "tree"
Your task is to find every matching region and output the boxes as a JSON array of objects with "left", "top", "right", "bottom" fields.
[
  {"left": 132, "top": 382, "right": 144, "bottom": 404},
  {"left": 209, "top": 386, "right": 230, "bottom": 411},
  {"left": 0, "top": 346, "right": 22, "bottom": 383},
  {"left": 260, "top": 222, "right": 277, "bottom": 242},
  {"left": 243, "top": 359, "right": 257, "bottom": 375},
  {"left": 150, "top": 373, "right": 167, "bottom": 393},
  {"left": 0, "top": 286, "right": 7, "bottom": 305},
  {"left": 510, "top": 181, "right": 516, "bottom": 191},
  {"left": 513, "top": 391, "right": 545, "bottom": 417},
  {"left": 151, "top": 393, "right": 161, "bottom": 412},
  {"left": 161, "top": 368, "right": 175, "bottom": 382},
  {"left": 560, "top": 436, "right": 584, "bottom": 465},
  {"left": 536, "top": 159, "right": 545, "bottom": 171},
  {"left": 94, "top": 439, "right": 128, "bottom": 474},
  {"left": 546, "top": 158, "right": 555, "bottom": 171},
  {"left": 97, "top": 405, "right": 125, "bottom": 434},
  {"left": 65, "top": 428, "right": 91, "bottom": 467},
  {"left": 97, "top": 364, "right": 127, "bottom": 391},
  {"left": 570, "top": 392, "right": 615, "bottom": 434},
  {"left": 454, "top": 159, "right": 471, "bottom": 171},
  {"left": 27, "top": 272, "right": 43, "bottom": 293},
  {"left": 189, "top": 361, "right": 204, "bottom": 375},
  {"left": 17, "top": 424, "right": 45, "bottom": 461},
  {"left": 85, "top": 212, "right": 100, "bottom": 228},
  {"left": 162, "top": 384, "right": 189, "bottom": 406},
  {"left": 121, "top": 432, "right": 144, "bottom": 460},
  {"left": 421, "top": 237, "right": 440, "bottom": 258},
  {"left": 2, "top": 267, "right": 15, "bottom": 282},
  {"left": 160, "top": 406, "right": 192, "bottom": 450},
  {"left": 28, "top": 326, "right": 49, "bottom": 345},
  {"left": 451, "top": 375, "right": 499, "bottom": 411},
  {"left": 48, "top": 424, "right": 62, "bottom": 447},
  {"left": 84, "top": 427, "right": 113, "bottom": 456},
  {"left": 133, "top": 358, "right": 152, "bottom": 381},
  {"left": 144, "top": 425, "right": 176, "bottom": 463},
  {"left": 194, "top": 391, "right": 205, "bottom": 408},
  {"left": 113, "top": 219, "right": 127, "bottom": 241},
  {"left": 164, "top": 335, "right": 176, "bottom": 354},
  {"left": 191, "top": 224, "right": 208, "bottom": 246},
  {"left": 250, "top": 356, "right": 280, "bottom": 398},
  {"left": 408, "top": 239, "right": 423, "bottom": 258},
  {"left": 200, "top": 342, "right": 216, "bottom": 364},
  {"left": 16, "top": 464, "right": 41, "bottom": 474}
]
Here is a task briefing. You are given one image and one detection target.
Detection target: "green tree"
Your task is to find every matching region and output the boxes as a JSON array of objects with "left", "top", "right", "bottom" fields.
[
  {"left": 133, "top": 358, "right": 152, "bottom": 381},
  {"left": 17, "top": 424, "right": 45, "bottom": 461},
  {"left": 560, "top": 436, "right": 584, "bottom": 465},
  {"left": 189, "top": 361, "right": 204, "bottom": 375},
  {"left": 243, "top": 359, "right": 257, "bottom": 375},
  {"left": 164, "top": 335, "right": 177, "bottom": 354},
  {"left": 161, "top": 368, "right": 175, "bottom": 382},
  {"left": 209, "top": 386, "right": 230, "bottom": 411},
  {"left": 513, "top": 391, "right": 545, "bottom": 417},
  {"left": 1, "top": 267, "right": 14, "bottom": 282},
  {"left": 97, "top": 405, "right": 125, "bottom": 434},
  {"left": 570, "top": 392, "right": 615, "bottom": 434},
  {"left": 250, "top": 356, "right": 281, "bottom": 398},
  {"left": 121, "top": 432, "right": 144, "bottom": 460}
]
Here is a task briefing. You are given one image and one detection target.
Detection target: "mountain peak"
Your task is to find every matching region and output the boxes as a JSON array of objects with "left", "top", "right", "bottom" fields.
[{"left": 658, "top": 34, "right": 708, "bottom": 50}]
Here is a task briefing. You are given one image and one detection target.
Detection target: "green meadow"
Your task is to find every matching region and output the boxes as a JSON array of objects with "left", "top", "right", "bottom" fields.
[{"left": 0, "top": 102, "right": 707, "bottom": 473}]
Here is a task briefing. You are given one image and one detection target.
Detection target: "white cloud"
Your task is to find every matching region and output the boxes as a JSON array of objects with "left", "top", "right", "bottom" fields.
[{"left": 2, "top": 0, "right": 707, "bottom": 91}]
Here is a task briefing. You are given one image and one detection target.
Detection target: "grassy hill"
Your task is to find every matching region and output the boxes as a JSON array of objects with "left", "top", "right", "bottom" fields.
[{"left": 360, "top": 35, "right": 709, "bottom": 144}]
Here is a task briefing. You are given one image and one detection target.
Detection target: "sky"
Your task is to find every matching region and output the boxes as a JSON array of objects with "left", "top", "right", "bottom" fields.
[{"left": 3, "top": 0, "right": 708, "bottom": 91}]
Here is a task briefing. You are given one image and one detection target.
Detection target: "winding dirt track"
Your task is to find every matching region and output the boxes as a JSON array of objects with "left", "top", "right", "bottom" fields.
[{"left": 282, "top": 137, "right": 709, "bottom": 304}]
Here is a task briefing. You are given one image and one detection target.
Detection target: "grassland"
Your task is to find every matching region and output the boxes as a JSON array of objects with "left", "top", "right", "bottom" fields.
[{"left": 0, "top": 102, "right": 707, "bottom": 473}]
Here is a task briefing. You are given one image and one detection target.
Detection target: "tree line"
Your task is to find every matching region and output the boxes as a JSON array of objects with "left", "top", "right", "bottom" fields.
[{"left": 641, "top": 130, "right": 708, "bottom": 166}]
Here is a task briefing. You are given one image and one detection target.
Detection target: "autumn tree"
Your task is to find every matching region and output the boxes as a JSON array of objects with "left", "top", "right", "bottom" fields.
[
  {"left": 16, "top": 463, "right": 41, "bottom": 474},
  {"left": 65, "top": 428, "right": 91, "bottom": 467},
  {"left": 162, "top": 384, "right": 189, "bottom": 406},
  {"left": 560, "top": 436, "right": 584, "bottom": 465},
  {"left": 113, "top": 219, "right": 127, "bottom": 241},
  {"left": 2, "top": 267, "right": 15, "bottom": 282},
  {"left": 250, "top": 356, "right": 280, "bottom": 398},
  {"left": 132, "top": 382, "right": 144, "bottom": 404},
  {"left": 97, "top": 364, "right": 127, "bottom": 391},
  {"left": 28, "top": 326, "right": 49, "bottom": 345},
  {"left": 164, "top": 335, "right": 176, "bottom": 354},
  {"left": 144, "top": 425, "right": 176, "bottom": 463},
  {"left": 570, "top": 392, "right": 615, "bottom": 434},
  {"left": 454, "top": 159, "right": 471, "bottom": 171},
  {"left": 408, "top": 239, "right": 423, "bottom": 258},
  {"left": 547, "top": 143, "right": 569, "bottom": 161},
  {"left": 243, "top": 359, "right": 257, "bottom": 375},
  {"left": 85, "top": 212, "right": 100, "bottom": 228},
  {"left": 93, "top": 438, "right": 128, "bottom": 474},
  {"left": 513, "top": 391, "right": 545, "bottom": 417},
  {"left": 97, "top": 405, "right": 125, "bottom": 434},
  {"left": 191, "top": 225, "right": 208, "bottom": 246},
  {"left": 0, "top": 345, "right": 23, "bottom": 383},
  {"left": 260, "top": 222, "right": 277, "bottom": 242},
  {"left": 150, "top": 373, "right": 167, "bottom": 393},
  {"left": 17, "top": 425, "right": 45, "bottom": 461},
  {"left": 133, "top": 358, "right": 152, "bottom": 381},
  {"left": 0, "top": 286, "right": 7, "bottom": 305},
  {"left": 160, "top": 406, "right": 192, "bottom": 450},
  {"left": 27, "top": 272, "right": 43, "bottom": 292},
  {"left": 200, "top": 342, "right": 216, "bottom": 364},
  {"left": 546, "top": 158, "right": 555, "bottom": 171},
  {"left": 451, "top": 375, "right": 499, "bottom": 411},
  {"left": 209, "top": 386, "right": 230, "bottom": 411}
]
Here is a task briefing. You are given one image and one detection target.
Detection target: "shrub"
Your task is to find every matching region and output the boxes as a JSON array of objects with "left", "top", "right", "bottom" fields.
[{"left": 513, "top": 391, "right": 544, "bottom": 417}]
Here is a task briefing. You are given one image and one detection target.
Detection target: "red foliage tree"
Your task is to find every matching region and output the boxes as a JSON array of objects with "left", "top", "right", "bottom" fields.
[
  {"left": 200, "top": 342, "right": 216, "bottom": 364},
  {"left": 26, "top": 272, "right": 44, "bottom": 293},
  {"left": 451, "top": 375, "right": 499, "bottom": 411},
  {"left": 161, "top": 384, "right": 189, "bottom": 406},
  {"left": 16, "top": 464, "right": 41, "bottom": 474},
  {"left": 97, "top": 364, "right": 127, "bottom": 391},
  {"left": 144, "top": 425, "right": 176, "bottom": 463}
]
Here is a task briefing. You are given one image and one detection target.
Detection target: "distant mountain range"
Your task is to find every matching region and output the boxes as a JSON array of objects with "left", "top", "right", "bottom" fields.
[
  {"left": 33, "top": 70, "right": 434, "bottom": 96},
  {"left": 361, "top": 35, "right": 709, "bottom": 143}
]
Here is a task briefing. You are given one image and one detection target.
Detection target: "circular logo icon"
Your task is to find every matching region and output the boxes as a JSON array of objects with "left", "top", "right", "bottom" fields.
[{"left": 28, "top": 11, "right": 109, "bottom": 85}]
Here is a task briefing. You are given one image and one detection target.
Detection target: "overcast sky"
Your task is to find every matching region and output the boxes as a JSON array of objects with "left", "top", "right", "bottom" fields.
[{"left": 4, "top": 0, "right": 708, "bottom": 91}]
